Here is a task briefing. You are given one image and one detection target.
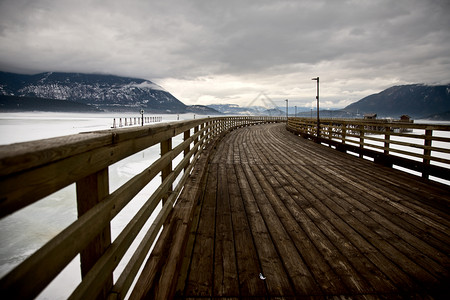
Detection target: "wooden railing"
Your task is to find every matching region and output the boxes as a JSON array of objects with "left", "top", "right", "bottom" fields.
[
  {"left": 287, "top": 117, "right": 450, "bottom": 182},
  {"left": 0, "top": 116, "right": 285, "bottom": 299}
]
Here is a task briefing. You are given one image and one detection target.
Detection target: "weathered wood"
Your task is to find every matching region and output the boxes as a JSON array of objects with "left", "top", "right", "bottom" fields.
[
  {"left": 423, "top": 129, "right": 433, "bottom": 179},
  {"left": 183, "top": 129, "right": 190, "bottom": 171},
  {"left": 0, "top": 117, "right": 285, "bottom": 300},
  {"left": 160, "top": 137, "right": 172, "bottom": 205},
  {"left": 245, "top": 163, "right": 321, "bottom": 295},
  {"left": 226, "top": 163, "right": 267, "bottom": 297},
  {"left": 2, "top": 117, "right": 449, "bottom": 300},
  {"left": 175, "top": 123, "right": 450, "bottom": 299},
  {"left": 0, "top": 132, "right": 111, "bottom": 176},
  {"left": 287, "top": 117, "right": 450, "bottom": 180},
  {"left": 0, "top": 129, "right": 174, "bottom": 218},
  {"left": 183, "top": 163, "right": 217, "bottom": 297},
  {"left": 76, "top": 168, "right": 112, "bottom": 300},
  {"left": 130, "top": 131, "right": 225, "bottom": 300},
  {"left": 235, "top": 163, "right": 295, "bottom": 296},
  {"left": 213, "top": 164, "right": 239, "bottom": 297},
  {"left": 70, "top": 136, "right": 207, "bottom": 299}
]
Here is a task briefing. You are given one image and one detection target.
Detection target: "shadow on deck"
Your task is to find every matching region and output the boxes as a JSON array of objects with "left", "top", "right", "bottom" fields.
[{"left": 134, "top": 123, "right": 450, "bottom": 299}]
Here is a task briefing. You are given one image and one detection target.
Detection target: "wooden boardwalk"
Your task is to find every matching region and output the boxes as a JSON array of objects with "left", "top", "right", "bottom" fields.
[{"left": 149, "top": 123, "right": 450, "bottom": 299}]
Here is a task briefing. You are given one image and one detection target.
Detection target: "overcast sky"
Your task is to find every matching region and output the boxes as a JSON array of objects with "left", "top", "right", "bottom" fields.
[{"left": 0, "top": 0, "right": 449, "bottom": 108}]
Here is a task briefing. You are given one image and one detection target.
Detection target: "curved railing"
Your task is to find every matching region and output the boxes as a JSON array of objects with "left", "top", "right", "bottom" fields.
[
  {"left": 287, "top": 117, "right": 450, "bottom": 182},
  {"left": 0, "top": 116, "right": 284, "bottom": 299}
]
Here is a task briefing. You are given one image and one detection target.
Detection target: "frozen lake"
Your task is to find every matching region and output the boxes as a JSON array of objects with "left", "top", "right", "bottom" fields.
[{"left": 0, "top": 112, "right": 199, "bottom": 144}]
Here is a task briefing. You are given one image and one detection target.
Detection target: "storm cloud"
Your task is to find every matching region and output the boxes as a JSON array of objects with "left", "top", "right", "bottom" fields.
[{"left": 0, "top": 0, "right": 449, "bottom": 108}]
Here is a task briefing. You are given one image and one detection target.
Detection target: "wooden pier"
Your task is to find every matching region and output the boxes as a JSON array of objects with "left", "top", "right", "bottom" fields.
[
  {"left": 133, "top": 123, "right": 450, "bottom": 299},
  {"left": 1, "top": 117, "right": 449, "bottom": 299}
]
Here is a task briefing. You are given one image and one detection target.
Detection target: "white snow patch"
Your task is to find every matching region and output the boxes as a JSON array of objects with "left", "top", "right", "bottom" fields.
[{"left": 131, "top": 81, "right": 166, "bottom": 91}]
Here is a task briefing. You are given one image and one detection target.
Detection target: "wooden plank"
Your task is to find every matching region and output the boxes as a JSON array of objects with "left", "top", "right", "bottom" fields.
[
  {"left": 248, "top": 128, "right": 378, "bottom": 293},
  {"left": 0, "top": 129, "right": 175, "bottom": 218},
  {"left": 245, "top": 163, "right": 322, "bottom": 296},
  {"left": 183, "top": 163, "right": 217, "bottom": 297},
  {"left": 269, "top": 157, "right": 417, "bottom": 293},
  {"left": 253, "top": 163, "right": 349, "bottom": 295},
  {"left": 293, "top": 163, "right": 443, "bottom": 282},
  {"left": 278, "top": 154, "right": 446, "bottom": 294},
  {"left": 142, "top": 123, "right": 450, "bottom": 298},
  {"left": 0, "top": 119, "right": 208, "bottom": 178},
  {"left": 213, "top": 164, "right": 239, "bottom": 297},
  {"left": 321, "top": 162, "right": 450, "bottom": 249},
  {"left": 234, "top": 164, "right": 294, "bottom": 296},
  {"left": 129, "top": 135, "right": 216, "bottom": 300},
  {"left": 226, "top": 164, "right": 266, "bottom": 297},
  {"left": 71, "top": 168, "right": 178, "bottom": 299},
  {"left": 109, "top": 141, "right": 205, "bottom": 298},
  {"left": 276, "top": 131, "right": 448, "bottom": 288},
  {"left": 0, "top": 132, "right": 111, "bottom": 176}
]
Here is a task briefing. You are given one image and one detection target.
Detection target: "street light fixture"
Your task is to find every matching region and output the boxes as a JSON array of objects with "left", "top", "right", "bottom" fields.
[
  {"left": 311, "top": 77, "right": 320, "bottom": 138},
  {"left": 285, "top": 99, "right": 288, "bottom": 120}
]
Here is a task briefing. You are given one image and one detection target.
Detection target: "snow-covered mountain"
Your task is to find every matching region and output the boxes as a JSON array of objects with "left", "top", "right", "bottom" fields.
[
  {"left": 344, "top": 84, "right": 450, "bottom": 118},
  {"left": 207, "top": 104, "right": 284, "bottom": 116},
  {"left": 0, "top": 71, "right": 187, "bottom": 113}
]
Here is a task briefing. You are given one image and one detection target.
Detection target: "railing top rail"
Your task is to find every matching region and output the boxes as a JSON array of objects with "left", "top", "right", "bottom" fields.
[
  {"left": 0, "top": 116, "right": 285, "bottom": 216},
  {"left": 0, "top": 118, "right": 219, "bottom": 177},
  {"left": 290, "top": 117, "right": 450, "bottom": 131}
]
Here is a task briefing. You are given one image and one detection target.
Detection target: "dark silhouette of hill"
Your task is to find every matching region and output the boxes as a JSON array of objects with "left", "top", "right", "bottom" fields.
[
  {"left": 344, "top": 84, "right": 450, "bottom": 118},
  {"left": 0, "top": 95, "right": 102, "bottom": 112}
]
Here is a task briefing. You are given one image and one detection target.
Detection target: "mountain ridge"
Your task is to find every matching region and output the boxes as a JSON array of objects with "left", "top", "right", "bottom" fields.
[
  {"left": 343, "top": 83, "right": 450, "bottom": 118},
  {"left": 2, "top": 72, "right": 448, "bottom": 118},
  {"left": 0, "top": 71, "right": 196, "bottom": 113}
]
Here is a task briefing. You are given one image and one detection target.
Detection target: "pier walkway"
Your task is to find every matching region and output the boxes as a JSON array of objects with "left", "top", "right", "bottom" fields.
[{"left": 135, "top": 123, "right": 450, "bottom": 299}]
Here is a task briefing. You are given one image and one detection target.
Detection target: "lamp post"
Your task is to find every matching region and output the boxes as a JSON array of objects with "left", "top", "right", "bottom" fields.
[
  {"left": 295, "top": 105, "right": 297, "bottom": 117},
  {"left": 285, "top": 99, "right": 288, "bottom": 120},
  {"left": 311, "top": 77, "right": 319, "bottom": 138},
  {"left": 140, "top": 109, "right": 144, "bottom": 126}
]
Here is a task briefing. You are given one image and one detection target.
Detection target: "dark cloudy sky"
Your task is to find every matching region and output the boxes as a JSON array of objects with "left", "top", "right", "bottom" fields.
[{"left": 0, "top": 0, "right": 449, "bottom": 108}]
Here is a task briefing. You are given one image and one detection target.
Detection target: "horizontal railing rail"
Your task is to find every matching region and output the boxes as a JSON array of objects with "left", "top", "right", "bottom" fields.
[
  {"left": 0, "top": 116, "right": 285, "bottom": 299},
  {"left": 287, "top": 117, "right": 450, "bottom": 182}
]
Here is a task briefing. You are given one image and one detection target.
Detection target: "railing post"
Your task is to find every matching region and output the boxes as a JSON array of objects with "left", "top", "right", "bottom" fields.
[
  {"left": 205, "top": 121, "right": 210, "bottom": 142},
  {"left": 359, "top": 128, "right": 364, "bottom": 158},
  {"left": 76, "top": 168, "right": 112, "bottom": 300},
  {"left": 184, "top": 129, "right": 190, "bottom": 171},
  {"left": 161, "top": 137, "right": 173, "bottom": 205},
  {"left": 423, "top": 129, "right": 432, "bottom": 179},
  {"left": 341, "top": 124, "right": 347, "bottom": 144},
  {"left": 200, "top": 123, "right": 205, "bottom": 145},
  {"left": 194, "top": 125, "right": 199, "bottom": 154},
  {"left": 214, "top": 120, "right": 219, "bottom": 136},
  {"left": 328, "top": 123, "right": 332, "bottom": 140},
  {"left": 384, "top": 127, "right": 391, "bottom": 155}
]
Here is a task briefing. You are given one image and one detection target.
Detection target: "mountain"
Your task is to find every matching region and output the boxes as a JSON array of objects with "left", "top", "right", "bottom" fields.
[
  {"left": 186, "top": 105, "right": 222, "bottom": 115},
  {"left": 421, "top": 110, "right": 450, "bottom": 121},
  {"left": 0, "top": 95, "right": 102, "bottom": 112},
  {"left": 0, "top": 71, "right": 187, "bottom": 113},
  {"left": 344, "top": 84, "right": 450, "bottom": 118},
  {"left": 208, "top": 104, "right": 284, "bottom": 116}
]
